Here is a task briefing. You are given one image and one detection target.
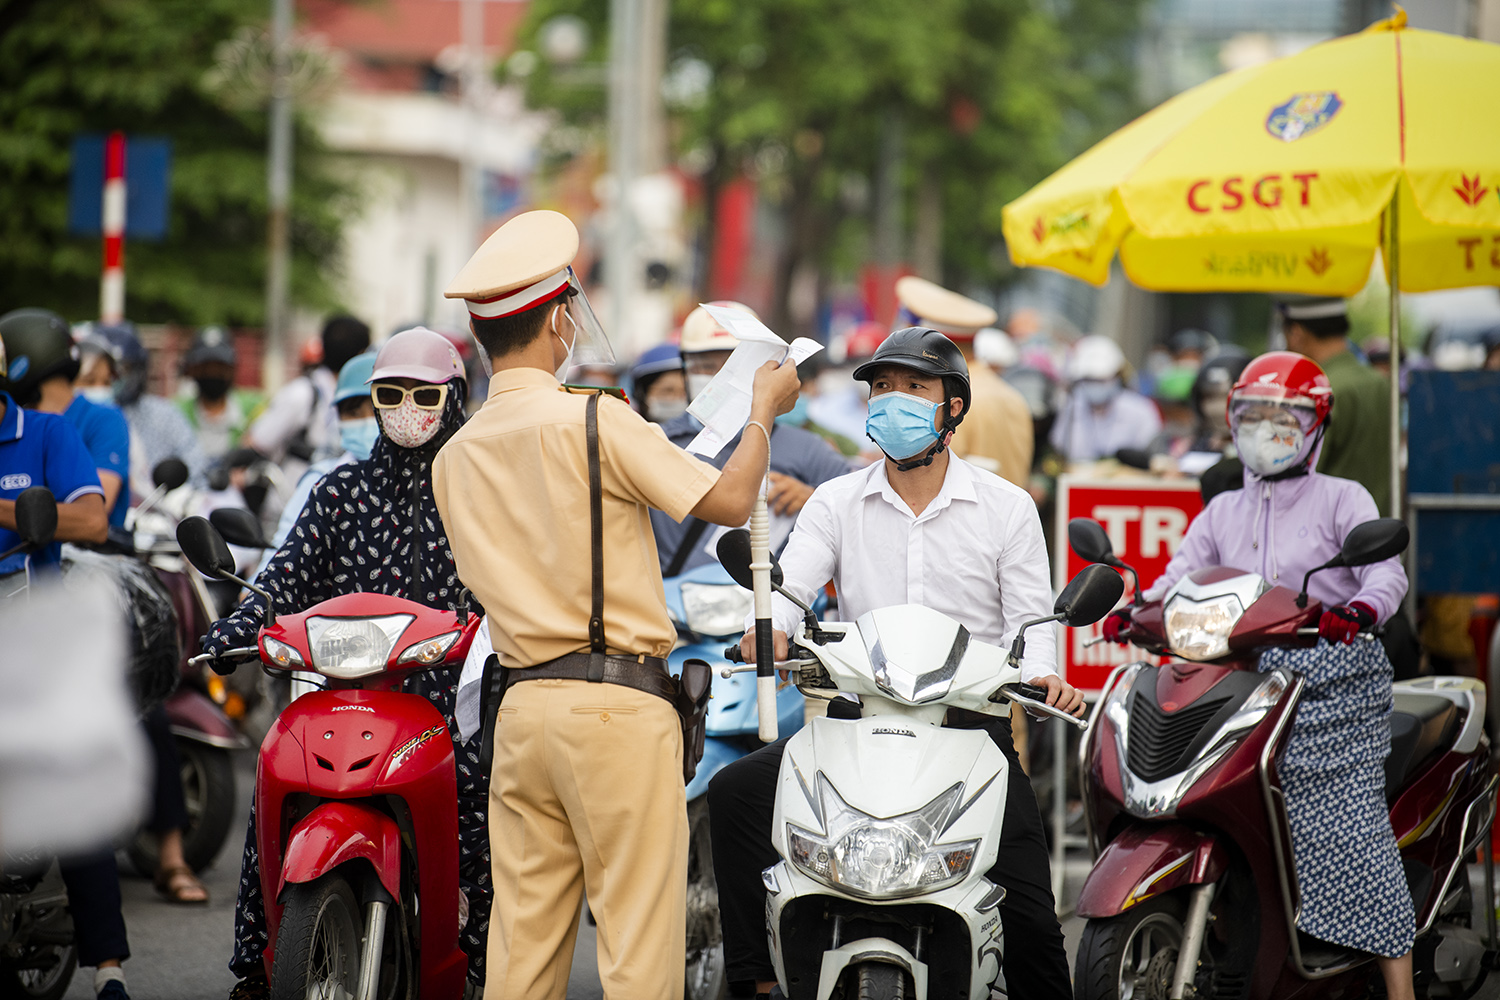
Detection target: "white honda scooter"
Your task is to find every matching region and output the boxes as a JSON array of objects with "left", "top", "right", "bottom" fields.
[{"left": 718, "top": 531, "right": 1122, "bottom": 1000}]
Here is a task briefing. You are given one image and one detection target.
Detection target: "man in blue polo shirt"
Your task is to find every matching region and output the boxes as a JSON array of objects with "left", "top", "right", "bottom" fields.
[
  {"left": 0, "top": 311, "right": 109, "bottom": 573},
  {"left": 0, "top": 309, "right": 133, "bottom": 1000}
]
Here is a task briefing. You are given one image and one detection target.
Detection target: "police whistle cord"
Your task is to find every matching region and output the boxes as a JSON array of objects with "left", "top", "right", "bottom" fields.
[{"left": 748, "top": 420, "right": 778, "bottom": 743}]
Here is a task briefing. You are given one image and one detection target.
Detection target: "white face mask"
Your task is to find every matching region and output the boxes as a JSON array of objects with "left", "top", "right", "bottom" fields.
[
  {"left": 1235, "top": 418, "right": 1306, "bottom": 477},
  {"left": 686, "top": 372, "right": 715, "bottom": 402},
  {"left": 78, "top": 386, "right": 115, "bottom": 405},
  {"left": 647, "top": 398, "right": 688, "bottom": 423},
  {"left": 553, "top": 307, "right": 577, "bottom": 381}
]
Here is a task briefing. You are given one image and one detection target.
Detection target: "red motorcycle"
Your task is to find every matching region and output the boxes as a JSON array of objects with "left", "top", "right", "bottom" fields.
[
  {"left": 1068, "top": 516, "right": 1499, "bottom": 1000},
  {"left": 178, "top": 513, "right": 482, "bottom": 1000}
]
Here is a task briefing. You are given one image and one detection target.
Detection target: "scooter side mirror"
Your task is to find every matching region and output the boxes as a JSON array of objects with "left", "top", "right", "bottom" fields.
[
  {"left": 714, "top": 528, "right": 784, "bottom": 590},
  {"left": 13, "top": 486, "right": 58, "bottom": 551},
  {"left": 1054, "top": 564, "right": 1126, "bottom": 628},
  {"left": 1068, "top": 518, "right": 1115, "bottom": 564},
  {"left": 151, "top": 458, "right": 189, "bottom": 492},
  {"left": 177, "top": 516, "right": 236, "bottom": 580},
  {"left": 1340, "top": 518, "right": 1409, "bottom": 568},
  {"left": 210, "top": 507, "right": 269, "bottom": 550}
]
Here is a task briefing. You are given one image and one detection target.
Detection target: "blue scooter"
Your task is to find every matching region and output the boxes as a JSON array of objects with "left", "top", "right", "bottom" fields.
[{"left": 665, "top": 561, "right": 808, "bottom": 1000}]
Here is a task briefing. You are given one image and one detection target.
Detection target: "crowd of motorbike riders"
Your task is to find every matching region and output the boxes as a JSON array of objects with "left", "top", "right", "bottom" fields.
[{"left": 0, "top": 233, "right": 1440, "bottom": 1000}]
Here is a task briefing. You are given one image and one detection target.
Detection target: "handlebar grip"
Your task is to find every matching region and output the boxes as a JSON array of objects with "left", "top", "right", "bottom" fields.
[
  {"left": 1014, "top": 682, "right": 1050, "bottom": 702},
  {"left": 724, "top": 644, "right": 745, "bottom": 663}
]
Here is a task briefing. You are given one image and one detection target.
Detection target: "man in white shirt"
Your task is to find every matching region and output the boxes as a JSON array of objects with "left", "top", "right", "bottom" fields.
[{"left": 709, "top": 328, "right": 1081, "bottom": 1000}]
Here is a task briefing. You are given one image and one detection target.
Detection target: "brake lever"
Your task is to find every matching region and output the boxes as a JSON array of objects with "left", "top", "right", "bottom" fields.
[{"left": 995, "top": 684, "right": 1089, "bottom": 729}]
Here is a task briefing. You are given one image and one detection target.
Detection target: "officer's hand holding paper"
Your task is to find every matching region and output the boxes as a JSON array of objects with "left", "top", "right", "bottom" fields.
[{"left": 686, "top": 304, "right": 824, "bottom": 457}]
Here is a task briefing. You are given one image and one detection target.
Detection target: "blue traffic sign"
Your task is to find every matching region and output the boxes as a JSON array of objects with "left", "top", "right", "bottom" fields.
[{"left": 67, "top": 134, "right": 172, "bottom": 240}]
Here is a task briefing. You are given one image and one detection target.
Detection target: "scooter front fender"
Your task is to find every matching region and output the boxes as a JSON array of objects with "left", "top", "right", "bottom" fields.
[
  {"left": 277, "top": 800, "right": 402, "bottom": 903},
  {"left": 1076, "top": 822, "right": 1226, "bottom": 918},
  {"left": 814, "top": 939, "right": 929, "bottom": 1000}
]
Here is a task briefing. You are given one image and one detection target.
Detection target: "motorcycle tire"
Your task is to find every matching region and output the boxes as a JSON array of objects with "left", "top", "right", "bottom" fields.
[
  {"left": 270, "top": 875, "right": 362, "bottom": 1000},
  {"left": 837, "top": 961, "right": 912, "bottom": 1000},
  {"left": 127, "top": 739, "right": 236, "bottom": 876},
  {"left": 684, "top": 798, "right": 728, "bottom": 1000},
  {"left": 1073, "top": 894, "right": 1187, "bottom": 1000},
  {"left": 0, "top": 947, "right": 77, "bottom": 1000}
]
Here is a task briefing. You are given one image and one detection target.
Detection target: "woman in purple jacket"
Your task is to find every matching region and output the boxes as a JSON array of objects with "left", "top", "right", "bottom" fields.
[{"left": 1107, "top": 351, "right": 1415, "bottom": 1000}]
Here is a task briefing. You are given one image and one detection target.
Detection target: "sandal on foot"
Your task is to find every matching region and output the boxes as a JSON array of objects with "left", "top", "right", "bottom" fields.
[
  {"left": 227, "top": 973, "right": 269, "bottom": 1000},
  {"left": 153, "top": 863, "right": 209, "bottom": 904}
]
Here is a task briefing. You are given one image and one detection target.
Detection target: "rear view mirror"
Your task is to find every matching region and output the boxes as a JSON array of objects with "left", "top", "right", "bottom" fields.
[
  {"left": 151, "top": 458, "right": 189, "bottom": 492},
  {"left": 1054, "top": 564, "right": 1125, "bottom": 628},
  {"left": 176, "top": 516, "right": 235, "bottom": 580},
  {"left": 1340, "top": 518, "right": 1409, "bottom": 568},
  {"left": 714, "top": 528, "right": 784, "bottom": 590},
  {"left": 210, "top": 507, "right": 269, "bottom": 550},
  {"left": 1068, "top": 518, "right": 1114, "bottom": 564},
  {"left": 14, "top": 486, "right": 58, "bottom": 551}
]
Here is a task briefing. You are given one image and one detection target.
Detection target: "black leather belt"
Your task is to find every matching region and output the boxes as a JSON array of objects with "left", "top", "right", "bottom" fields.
[{"left": 507, "top": 652, "right": 677, "bottom": 704}]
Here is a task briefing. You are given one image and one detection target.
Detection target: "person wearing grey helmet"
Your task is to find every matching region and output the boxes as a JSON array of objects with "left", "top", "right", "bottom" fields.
[
  {"left": 178, "top": 326, "right": 264, "bottom": 466},
  {"left": 76, "top": 321, "right": 208, "bottom": 491}
]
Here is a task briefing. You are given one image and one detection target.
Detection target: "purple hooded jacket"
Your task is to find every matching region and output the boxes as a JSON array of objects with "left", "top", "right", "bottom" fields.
[{"left": 1143, "top": 465, "right": 1408, "bottom": 623}]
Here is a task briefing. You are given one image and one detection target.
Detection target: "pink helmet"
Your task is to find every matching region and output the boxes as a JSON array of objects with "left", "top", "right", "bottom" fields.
[{"left": 369, "top": 327, "right": 466, "bottom": 385}]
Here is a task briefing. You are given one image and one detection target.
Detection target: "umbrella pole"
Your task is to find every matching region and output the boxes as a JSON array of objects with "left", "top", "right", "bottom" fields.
[{"left": 1388, "top": 191, "right": 1401, "bottom": 520}]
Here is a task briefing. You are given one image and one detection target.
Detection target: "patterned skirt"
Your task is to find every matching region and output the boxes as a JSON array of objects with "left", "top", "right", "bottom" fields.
[{"left": 1259, "top": 639, "right": 1415, "bottom": 958}]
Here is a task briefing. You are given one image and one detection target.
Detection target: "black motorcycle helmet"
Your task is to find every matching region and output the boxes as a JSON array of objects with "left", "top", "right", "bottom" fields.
[
  {"left": 1189, "top": 346, "right": 1251, "bottom": 419},
  {"left": 852, "top": 327, "right": 971, "bottom": 469},
  {"left": 0, "top": 308, "right": 79, "bottom": 407}
]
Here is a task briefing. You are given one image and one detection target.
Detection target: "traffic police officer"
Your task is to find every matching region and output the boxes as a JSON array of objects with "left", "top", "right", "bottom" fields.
[
  {"left": 894, "top": 276, "right": 1034, "bottom": 487},
  {"left": 433, "top": 210, "right": 800, "bottom": 1000}
]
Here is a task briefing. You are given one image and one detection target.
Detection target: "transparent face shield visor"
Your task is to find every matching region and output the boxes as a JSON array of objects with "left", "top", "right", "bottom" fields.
[{"left": 558, "top": 267, "right": 616, "bottom": 374}]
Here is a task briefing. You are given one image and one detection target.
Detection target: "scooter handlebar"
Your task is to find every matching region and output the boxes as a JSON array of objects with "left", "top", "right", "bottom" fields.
[
  {"left": 190, "top": 647, "right": 260, "bottom": 675},
  {"left": 724, "top": 644, "right": 745, "bottom": 663}
]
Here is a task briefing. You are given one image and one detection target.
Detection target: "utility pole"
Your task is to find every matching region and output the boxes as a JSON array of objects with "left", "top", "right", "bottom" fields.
[
  {"left": 606, "top": 0, "right": 642, "bottom": 351},
  {"left": 264, "top": 0, "right": 294, "bottom": 392},
  {"left": 461, "top": 0, "right": 484, "bottom": 253}
]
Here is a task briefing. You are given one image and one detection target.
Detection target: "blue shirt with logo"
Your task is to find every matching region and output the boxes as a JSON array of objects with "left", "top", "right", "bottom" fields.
[
  {"left": 63, "top": 393, "right": 132, "bottom": 528},
  {"left": 0, "top": 392, "right": 104, "bottom": 574}
]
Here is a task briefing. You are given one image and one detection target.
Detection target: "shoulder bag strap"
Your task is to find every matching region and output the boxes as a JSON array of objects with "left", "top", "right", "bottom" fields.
[
  {"left": 586, "top": 394, "right": 607, "bottom": 680},
  {"left": 663, "top": 517, "right": 710, "bottom": 579}
]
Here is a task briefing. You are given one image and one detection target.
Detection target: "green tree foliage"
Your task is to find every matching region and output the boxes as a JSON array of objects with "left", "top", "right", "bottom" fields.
[
  {"left": 0, "top": 0, "right": 350, "bottom": 324},
  {"left": 513, "top": 0, "right": 1143, "bottom": 329}
]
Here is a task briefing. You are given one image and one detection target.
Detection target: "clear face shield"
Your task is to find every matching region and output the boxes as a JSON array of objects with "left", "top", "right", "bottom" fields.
[{"left": 556, "top": 267, "right": 616, "bottom": 376}]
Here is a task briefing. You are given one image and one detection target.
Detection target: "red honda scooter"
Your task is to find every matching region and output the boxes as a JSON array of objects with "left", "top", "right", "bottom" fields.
[
  {"left": 1068, "top": 516, "right": 1498, "bottom": 1000},
  {"left": 178, "top": 514, "right": 481, "bottom": 1000}
]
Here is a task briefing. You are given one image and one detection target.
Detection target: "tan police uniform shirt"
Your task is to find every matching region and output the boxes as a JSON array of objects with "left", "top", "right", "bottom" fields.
[
  {"left": 432, "top": 367, "right": 720, "bottom": 669},
  {"left": 950, "top": 364, "right": 1034, "bottom": 488}
]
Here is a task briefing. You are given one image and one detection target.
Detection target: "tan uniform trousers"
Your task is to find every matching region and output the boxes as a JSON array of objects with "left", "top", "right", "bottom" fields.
[{"left": 485, "top": 677, "right": 687, "bottom": 1000}]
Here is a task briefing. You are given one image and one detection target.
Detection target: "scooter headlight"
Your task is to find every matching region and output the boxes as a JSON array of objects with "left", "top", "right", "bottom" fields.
[
  {"left": 786, "top": 777, "right": 979, "bottom": 899},
  {"left": 1164, "top": 593, "right": 1243, "bottom": 661},
  {"left": 679, "top": 582, "right": 753, "bottom": 638},
  {"left": 305, "top": 615, "right": 414, "bottom": 679}
]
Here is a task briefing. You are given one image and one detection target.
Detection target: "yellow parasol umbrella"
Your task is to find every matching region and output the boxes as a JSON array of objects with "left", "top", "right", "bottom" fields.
[{"left": 1001, "top": 10, "right": 1500, "bottom": 517}]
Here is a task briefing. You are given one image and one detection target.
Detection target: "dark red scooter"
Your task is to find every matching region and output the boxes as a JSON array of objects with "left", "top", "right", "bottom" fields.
[
  {"left": 178, "top": 514, "right": 481, "bottom": 1000},
  {"left": 1068, "top": 516, "right": 1498, "bottom": 1000}
]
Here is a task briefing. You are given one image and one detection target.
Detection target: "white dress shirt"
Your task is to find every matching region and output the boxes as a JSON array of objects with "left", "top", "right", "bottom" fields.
[{"left": 762, "top": 455, "right": 1058, "bottom": 682}]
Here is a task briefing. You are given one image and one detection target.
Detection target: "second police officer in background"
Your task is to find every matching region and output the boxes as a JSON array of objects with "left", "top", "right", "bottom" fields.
[
  {"left": 433, "top": 209, "right": 800, "bottom": 1000},
  {"left": 894, "top": 276, "right": 1034, "bottom": 488}
]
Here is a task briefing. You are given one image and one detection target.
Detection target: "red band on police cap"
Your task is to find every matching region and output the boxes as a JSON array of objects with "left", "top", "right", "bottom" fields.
[{"left": 465, "top": 270, "right": 570, "bottom": 320}]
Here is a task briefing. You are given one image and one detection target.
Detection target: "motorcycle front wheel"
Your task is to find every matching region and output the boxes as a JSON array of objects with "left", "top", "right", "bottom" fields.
[
  {"left": 833, "top": 961, "right": 913, "bottom": 1000},
  {"left": 270, "top": 875, "right": 362, "bottom": 1000},
  {"left": 1073, "top": 895, "right": 1187, "bottom": 1000},
  {"left": 684, "top": 798, "right": 727, "bottom": 1000},
  {"left": 0, "top": 945, "right": 77, "bottom": 1000}
]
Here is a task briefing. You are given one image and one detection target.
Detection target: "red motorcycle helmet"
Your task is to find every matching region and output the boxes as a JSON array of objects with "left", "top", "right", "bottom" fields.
[{"left": 1227, "top": 350, "right": 1333, "bottom": 432}]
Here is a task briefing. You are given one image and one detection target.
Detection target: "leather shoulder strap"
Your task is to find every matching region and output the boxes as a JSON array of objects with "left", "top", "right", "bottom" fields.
[{"left": 586, "top": 393, "right": 606, "bottom": 656}]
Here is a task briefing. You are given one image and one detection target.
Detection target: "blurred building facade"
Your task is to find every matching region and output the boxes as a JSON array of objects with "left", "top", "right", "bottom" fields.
[{"left": 302, "top": 0, "right": 546, "bottom": 340}]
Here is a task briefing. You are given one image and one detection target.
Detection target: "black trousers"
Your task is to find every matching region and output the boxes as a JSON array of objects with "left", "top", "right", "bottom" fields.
[
  {"left": 142, "top": 704, "right": 189, "bottom": 835},
  {"left": 707, "top": 711, "right": 1073, "bottom": 999},
  {"left": 59, "top": 849, "right": 129, "bottom": 968}
]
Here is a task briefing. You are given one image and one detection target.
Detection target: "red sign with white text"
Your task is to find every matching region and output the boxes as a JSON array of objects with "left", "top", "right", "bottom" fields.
[{"left": 1054, "top": 477, "right": 1204, "bottom": 693}]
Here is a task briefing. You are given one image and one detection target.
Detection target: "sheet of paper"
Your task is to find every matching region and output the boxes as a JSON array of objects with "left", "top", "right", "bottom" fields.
[{"left": 686, "top": 304, "right": 823, "bottom": 457}]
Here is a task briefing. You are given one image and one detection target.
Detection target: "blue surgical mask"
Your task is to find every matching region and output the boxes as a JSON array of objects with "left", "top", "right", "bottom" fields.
[
  {"left": 775, "top": 396, "right": 809, "bottom": 427},
  {"left": 865, "top": 391, "right": 941, "bottom": 460},
  {"left": 339, "top": 416, "right": 379, "bottom": 461}
]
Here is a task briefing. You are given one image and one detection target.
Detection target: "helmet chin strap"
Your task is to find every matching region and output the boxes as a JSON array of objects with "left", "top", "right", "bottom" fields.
[{"left": 889, "top": 422, "right": 957, "bottom": 472}]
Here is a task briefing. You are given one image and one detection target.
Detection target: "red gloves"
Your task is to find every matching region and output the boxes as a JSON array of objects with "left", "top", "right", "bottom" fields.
[
  {"left": 1102, "top": 608, "right": 1133, "bottom": 645},
  {"left": 1319, "top": 601, "right": 1376, "bottom": 645}
]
